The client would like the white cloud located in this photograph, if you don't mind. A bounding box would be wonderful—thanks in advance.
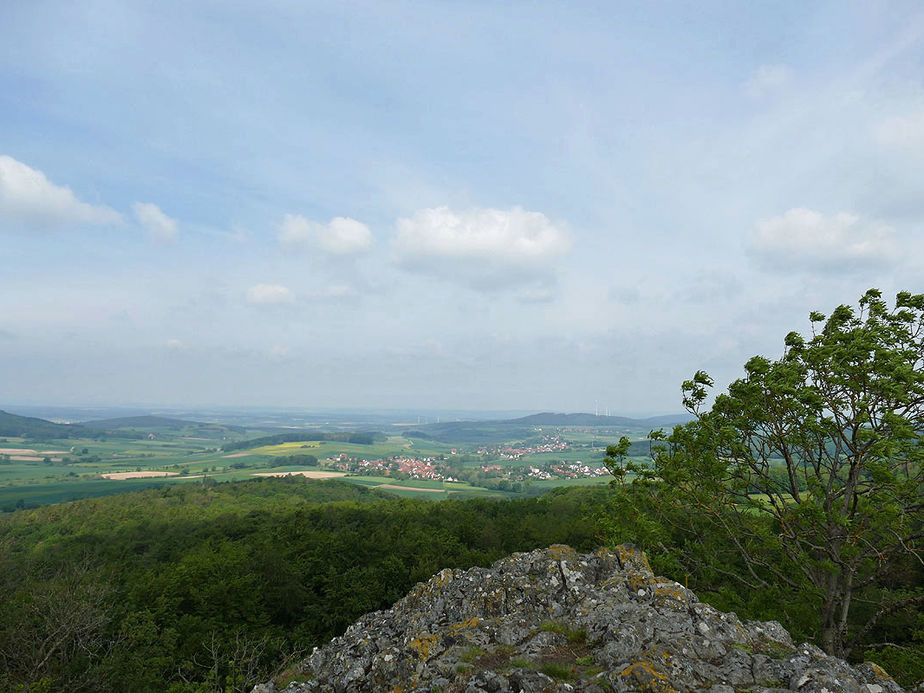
[0,155,122,230]
[165,338,185,350]
[278,214,372,254]
[747,208,898,272]
[278,214,312,247]
[395,206,569,263]
[246,283,295,305]
[133,202,178,241]
[744,64,792,99]
[393,206,570,290]
[318,217,373,253]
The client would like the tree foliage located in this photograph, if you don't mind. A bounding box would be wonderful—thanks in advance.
[625,290,923,660]
[0,477,608,692]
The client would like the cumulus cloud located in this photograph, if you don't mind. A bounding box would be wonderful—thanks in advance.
[747,208,898,272]
[393,206,569,289]
[165,338,185,350]
[0,155,122,230]
[277,214,312,246]
[132,202,178,241]
[744,64,792,99]
[278,214,372,254]
[395,206,569,261]
[246,283,295,305]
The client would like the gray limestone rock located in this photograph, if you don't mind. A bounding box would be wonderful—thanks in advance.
[257,545,907,693]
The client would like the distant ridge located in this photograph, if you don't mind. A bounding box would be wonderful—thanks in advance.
[398,411,692,444]
[83,415,245,433]
[0,410,89,439]
[85,415,206,429]
[503,412,692,427]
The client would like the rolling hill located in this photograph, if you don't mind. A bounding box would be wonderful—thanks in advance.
[0,410,91,439]
[82,415,246,434]
[503,412,692,427]
[399,411,691,444]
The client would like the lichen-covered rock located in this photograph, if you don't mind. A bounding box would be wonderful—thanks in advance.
[255,545,906,693]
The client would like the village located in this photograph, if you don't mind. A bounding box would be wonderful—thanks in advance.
[327,450,610,484]
[475,435,570,459]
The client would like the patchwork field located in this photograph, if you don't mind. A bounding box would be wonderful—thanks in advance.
[101,471,180,479]
[252,470,346,479]
[0,412,640,510]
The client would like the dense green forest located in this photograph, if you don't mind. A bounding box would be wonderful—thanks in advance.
[2,474,920,692]
[1,474,920,691]
[0,477,605,692]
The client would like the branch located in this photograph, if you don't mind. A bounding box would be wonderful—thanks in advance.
[862,642,917,653]
[844,593,924,657]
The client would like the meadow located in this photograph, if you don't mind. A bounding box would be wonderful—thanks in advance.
[0,414,630,510]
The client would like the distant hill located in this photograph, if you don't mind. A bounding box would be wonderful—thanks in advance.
[222,430,378,452]
[0,410,90,439]
[503,412,691,427]
[83,415,245,434]
[400,412,691,444]
[85,415,199,429]
[400,421,534,444]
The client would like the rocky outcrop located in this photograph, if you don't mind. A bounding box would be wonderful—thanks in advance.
[256,545,906,692]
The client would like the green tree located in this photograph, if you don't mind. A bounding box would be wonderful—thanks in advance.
[637,290,923,658]
[602,436,631,486]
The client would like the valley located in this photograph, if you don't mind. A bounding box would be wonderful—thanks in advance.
[0,408,675,511]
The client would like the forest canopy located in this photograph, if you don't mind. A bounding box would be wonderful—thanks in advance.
[0,477,605,692]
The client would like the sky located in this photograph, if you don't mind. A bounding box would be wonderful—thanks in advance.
[1,1,923,415]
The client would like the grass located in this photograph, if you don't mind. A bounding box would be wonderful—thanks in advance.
[333,475,511,499]
[0,423,628,510]
[248,441,321,454]
[458,646,484,663]
[539,620,587,643]
[729,640,792,659]
[0,476,204,510]
[529,476,610,490]
[539,661,576,681]
[495,623,595,683]
[505,657,579,683]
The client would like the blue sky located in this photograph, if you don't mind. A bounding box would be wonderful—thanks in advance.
[1,1,923,414]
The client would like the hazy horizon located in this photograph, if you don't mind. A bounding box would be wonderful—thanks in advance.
[3,2,923,412]
[1,402,690,425]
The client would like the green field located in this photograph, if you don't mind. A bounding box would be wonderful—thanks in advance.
[0,414,641,510]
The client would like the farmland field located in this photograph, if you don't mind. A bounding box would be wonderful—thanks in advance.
[0,410,662,510]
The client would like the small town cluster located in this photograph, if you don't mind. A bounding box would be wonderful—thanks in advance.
[475,436,570,459]
[330,454,452,481]
[327,452,609,483]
